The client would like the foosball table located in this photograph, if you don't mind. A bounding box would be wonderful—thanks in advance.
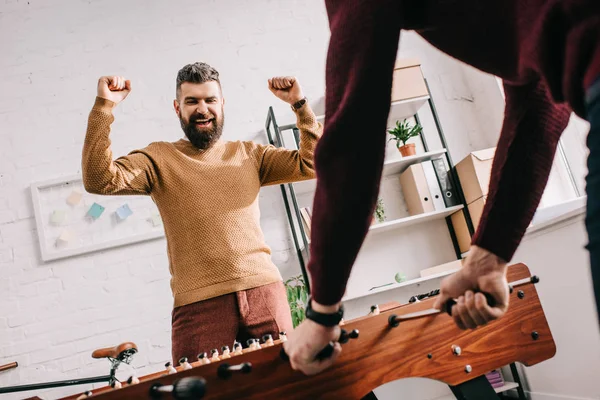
[13,263,556,400]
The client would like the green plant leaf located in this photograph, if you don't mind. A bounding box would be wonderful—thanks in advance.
[286,286,294,303]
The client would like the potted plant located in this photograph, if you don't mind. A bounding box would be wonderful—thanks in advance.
[284,274,309,328]
[387,119,423,156]
[373,198,386,224]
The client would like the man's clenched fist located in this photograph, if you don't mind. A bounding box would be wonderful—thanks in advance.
[97,76,131,104]
[268,76,304,106]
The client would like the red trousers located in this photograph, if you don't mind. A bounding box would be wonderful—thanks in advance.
[171,281,293,363]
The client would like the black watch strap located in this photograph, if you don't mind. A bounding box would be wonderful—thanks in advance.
[305,298,344,327]
[291,97,307,111]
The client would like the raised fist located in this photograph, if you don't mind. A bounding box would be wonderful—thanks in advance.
[97,76,131,104]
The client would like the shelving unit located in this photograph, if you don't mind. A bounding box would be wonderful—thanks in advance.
[300,205,464,251]
[264,72,525,400]
[265,79,476,289]
[342,267,460,302]
[293,149,448,195]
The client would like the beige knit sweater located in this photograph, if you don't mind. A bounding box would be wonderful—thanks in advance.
[82,97,322,307]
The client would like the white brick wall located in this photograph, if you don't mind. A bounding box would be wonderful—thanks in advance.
[0,1,515,399]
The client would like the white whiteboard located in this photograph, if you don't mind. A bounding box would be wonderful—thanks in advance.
[31,175,165,262]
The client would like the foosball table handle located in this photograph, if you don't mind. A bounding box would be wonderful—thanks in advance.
[444,292,496,316]
[279,329,359,362]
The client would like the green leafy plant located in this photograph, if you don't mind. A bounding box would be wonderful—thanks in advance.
[387,119,423,148]
[374,198,386,223]
[284,275,309,328]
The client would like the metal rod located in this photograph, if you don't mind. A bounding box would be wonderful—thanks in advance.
[446,216,463,259]
[422,79,472,256]
[509,362,527,400]
[390,276,539,321]
[0,362,18,373]
[413,113,430,152]
[558,139,581,197]
[266,107,311,293]
[0,375,112,394]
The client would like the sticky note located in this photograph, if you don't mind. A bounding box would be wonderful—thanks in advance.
[66,190,83,206]
[150,213,162,227]
[56,230,73,247]
[50,210,66,225]
[86,202,105,220]
[115,204,133,221]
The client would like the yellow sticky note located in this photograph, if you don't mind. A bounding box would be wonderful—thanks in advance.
[56,230,74,247]
[66,190,83,206]
[50,210,66,225]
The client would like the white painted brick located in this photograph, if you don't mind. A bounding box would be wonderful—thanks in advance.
[0,245,14,263]
[1,338,48,358]
[0,210,16,224]
[30,343,74,364]
[12,243,38,263]
[7,313,35,328]
[15,282,37,298]
[17,364,48,386]
[0,328,26,350]
[60,353,85,373]
[15,268,52,285]
[74,332,120,354]
[0,197,8,211]
[36,278,63,296]
[0,219,36,246]
[52,324,98,346]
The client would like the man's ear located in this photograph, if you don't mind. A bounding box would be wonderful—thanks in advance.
[222,97,226,106]
[173,99,180,117]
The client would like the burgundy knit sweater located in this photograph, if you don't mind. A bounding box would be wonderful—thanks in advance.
[309,0,600,305]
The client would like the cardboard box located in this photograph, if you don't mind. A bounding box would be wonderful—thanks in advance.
[451,210,472,254]
[391,59,428,102]
[420,259,463,278]
[455,148,496,204]
[469,195,487,228]
[450,196,487,253]
[399,164,435,216]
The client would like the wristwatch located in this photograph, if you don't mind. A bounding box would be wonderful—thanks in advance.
[305,297,344,327]
[291,96,307,111]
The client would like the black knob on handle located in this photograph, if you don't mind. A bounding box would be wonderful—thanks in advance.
[280,328,355,362]
[445,292,496,316]
[148,377,206,400]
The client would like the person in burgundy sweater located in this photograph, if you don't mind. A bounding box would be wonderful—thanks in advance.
[282,0,600,375]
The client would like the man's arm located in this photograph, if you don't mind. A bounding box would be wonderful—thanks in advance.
[282,0,403,376]
[82,76,158,196]
[257,103,322,186]
[434,79,572,329]
[257,77,322,186]
[308,0,403,306]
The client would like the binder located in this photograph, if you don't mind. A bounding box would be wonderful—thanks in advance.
[399,163,435,216]
[431,158,461,207]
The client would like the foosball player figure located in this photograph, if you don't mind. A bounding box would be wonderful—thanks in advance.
[262,334,275,347]
[221,345,231,359]
[233,341,243,355]
[197,352,211,365]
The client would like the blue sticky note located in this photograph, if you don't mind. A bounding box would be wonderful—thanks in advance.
[87,202,105,220]
[115,204,133,221]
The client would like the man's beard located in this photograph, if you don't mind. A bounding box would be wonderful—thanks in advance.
[180,110,224,150]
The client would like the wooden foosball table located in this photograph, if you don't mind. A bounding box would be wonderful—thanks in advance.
[22,263,556,400]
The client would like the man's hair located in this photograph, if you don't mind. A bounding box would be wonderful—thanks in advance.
[176,62,220,98]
